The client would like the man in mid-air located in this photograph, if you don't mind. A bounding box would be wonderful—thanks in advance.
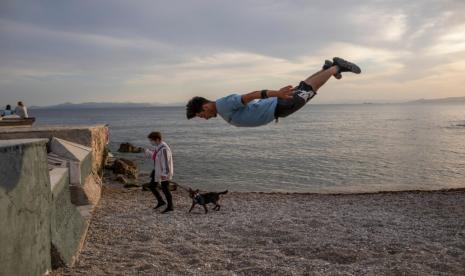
[186,57,361,127]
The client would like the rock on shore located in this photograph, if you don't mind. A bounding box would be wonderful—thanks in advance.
[118,142,143,153]
[112,158,138,179]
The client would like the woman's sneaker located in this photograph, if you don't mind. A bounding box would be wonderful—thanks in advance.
[332,57,361,74]
[323,60,342,79]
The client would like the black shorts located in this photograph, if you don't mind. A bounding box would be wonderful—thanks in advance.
[274,81,317,118]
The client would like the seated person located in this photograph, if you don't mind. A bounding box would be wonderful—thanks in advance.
[1,105,14,117]
[14,101,29,118]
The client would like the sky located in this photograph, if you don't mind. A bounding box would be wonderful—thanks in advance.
[1,0,465,106]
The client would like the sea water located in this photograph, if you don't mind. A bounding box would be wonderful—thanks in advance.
[32,103,465,193]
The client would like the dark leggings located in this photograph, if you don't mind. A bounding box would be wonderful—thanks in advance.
[274,81,317,118]
[149,170,173,208]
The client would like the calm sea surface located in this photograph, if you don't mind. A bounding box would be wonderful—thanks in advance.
[32,103,465,193]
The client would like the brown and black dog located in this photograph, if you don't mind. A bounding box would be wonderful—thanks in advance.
[188,188,228,214]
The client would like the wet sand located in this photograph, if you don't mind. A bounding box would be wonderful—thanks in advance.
[57,186,465,275]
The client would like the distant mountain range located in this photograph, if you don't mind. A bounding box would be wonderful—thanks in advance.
[404,96,465,104]
[30,102,183,109]
[29,96,465,109]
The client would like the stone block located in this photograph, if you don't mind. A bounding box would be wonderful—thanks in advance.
[50,137,92,186]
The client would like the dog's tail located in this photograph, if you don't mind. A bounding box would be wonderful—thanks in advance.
[219,190,228,195]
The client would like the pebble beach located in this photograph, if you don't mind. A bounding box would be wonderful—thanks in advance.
[55,184,465,275]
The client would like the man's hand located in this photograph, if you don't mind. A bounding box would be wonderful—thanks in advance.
[161,175,167,181]
[240,85,295,105]
[144,148,153,158]
[274,85,294,100]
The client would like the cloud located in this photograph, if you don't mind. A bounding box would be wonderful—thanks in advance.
[427,24,465,55]
[1,0,465,105]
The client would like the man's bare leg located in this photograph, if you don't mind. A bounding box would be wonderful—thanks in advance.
[303,66,338,92]
[306,68,325,79]
[303,59,343,84]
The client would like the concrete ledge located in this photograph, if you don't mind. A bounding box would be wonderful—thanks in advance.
[50,167,86,268]
[0,138,48,149]
[50,167,69,193]
[0,125,109,176]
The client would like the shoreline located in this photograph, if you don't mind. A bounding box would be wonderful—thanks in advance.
[133,166,465,196]
[244,187,465,196]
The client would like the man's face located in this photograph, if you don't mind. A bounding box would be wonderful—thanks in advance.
[196,103,216,120]
[149,138,161,146]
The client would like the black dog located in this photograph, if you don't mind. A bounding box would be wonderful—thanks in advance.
[188,188,228,214]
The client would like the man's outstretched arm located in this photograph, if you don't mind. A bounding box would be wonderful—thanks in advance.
[241,85,295,105]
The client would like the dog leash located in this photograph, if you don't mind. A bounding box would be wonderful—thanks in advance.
[168,180,191,193]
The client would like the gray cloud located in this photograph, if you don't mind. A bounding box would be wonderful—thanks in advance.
[1,0,465,105]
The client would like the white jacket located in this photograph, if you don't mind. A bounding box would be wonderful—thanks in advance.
[145,141,174,182]
[14,105,28,118]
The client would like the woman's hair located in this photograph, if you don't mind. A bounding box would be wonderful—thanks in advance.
[147,131,162,141]
[18,101,23,106]
[6,105,11,110]
[186,97,210,119]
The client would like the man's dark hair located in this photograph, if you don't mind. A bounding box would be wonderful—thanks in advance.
[6,105,11,110]
[147,131,162,141]
[186,97,210,119]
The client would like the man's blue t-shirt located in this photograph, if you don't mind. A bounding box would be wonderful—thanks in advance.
[215,94,278,127]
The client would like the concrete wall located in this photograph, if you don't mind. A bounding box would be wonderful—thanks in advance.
[0,139,52,276]
[0,126,109,274]
[0,125,108,211]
